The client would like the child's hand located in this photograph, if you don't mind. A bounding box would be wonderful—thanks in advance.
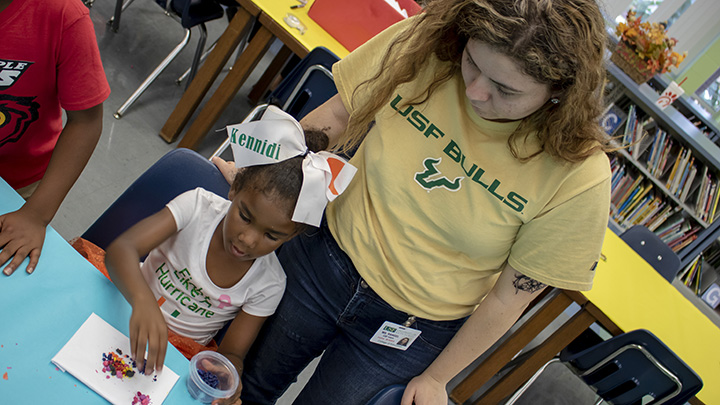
[204,358,242,405]
[129,298,168,374]
[0,208,47,276]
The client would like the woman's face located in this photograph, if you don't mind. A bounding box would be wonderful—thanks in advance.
[461,39,553,122]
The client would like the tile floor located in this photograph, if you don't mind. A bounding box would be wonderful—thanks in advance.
[50,1,599,403]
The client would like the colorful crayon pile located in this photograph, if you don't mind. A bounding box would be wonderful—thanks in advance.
[101,349,136,379]
[132,391,151,405]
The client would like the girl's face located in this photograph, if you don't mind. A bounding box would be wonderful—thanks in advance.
[461,39,553,122]
[222,187,297,262]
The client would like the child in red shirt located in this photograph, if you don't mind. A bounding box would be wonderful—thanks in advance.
[0,0,110,276]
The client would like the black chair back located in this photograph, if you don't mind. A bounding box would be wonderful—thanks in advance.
[82,148,230,250]
[620,225,681,281]
[560,329,702,405]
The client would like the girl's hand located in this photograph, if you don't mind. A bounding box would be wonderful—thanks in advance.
[129,298,168,375]
[401,373,448,405]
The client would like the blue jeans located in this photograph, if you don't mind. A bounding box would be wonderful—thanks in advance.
[241,219,467,404]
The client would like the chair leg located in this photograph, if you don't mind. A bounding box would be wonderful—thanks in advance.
[176,40,218,85]
[108,0,137,32]
[177,15,256,86]
[504,358,562,405]
[114,29,191,119]
[185,24,208,90]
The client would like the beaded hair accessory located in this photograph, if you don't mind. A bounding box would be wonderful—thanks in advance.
[225,105,357,226]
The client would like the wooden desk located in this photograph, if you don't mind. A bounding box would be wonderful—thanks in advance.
[0,179,196,403]
[450,231,720,404]
[159,0,348,149]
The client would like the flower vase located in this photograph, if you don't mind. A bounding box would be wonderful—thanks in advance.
[611,41,656,85]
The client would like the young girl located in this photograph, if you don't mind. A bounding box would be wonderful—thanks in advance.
[104,106,355,405]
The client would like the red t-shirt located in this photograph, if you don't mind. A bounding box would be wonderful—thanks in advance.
[0,0,111,189]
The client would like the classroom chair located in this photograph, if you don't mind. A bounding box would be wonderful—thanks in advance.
[265,46,340,121]
[112,0,230,119]
[81,148,230,251]
[504,329,703,405]
[620,225,682,281]
[365,384,406,405]
[210,47,339,159]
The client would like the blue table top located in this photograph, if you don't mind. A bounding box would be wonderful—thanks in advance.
[0,179,197,404]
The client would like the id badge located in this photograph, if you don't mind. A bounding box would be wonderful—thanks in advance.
[369,321,421,351]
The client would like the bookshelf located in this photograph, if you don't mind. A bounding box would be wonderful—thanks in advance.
[605,62,720,324]
[646,75,720,146]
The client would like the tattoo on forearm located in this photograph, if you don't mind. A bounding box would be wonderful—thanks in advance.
[512,274,547,294]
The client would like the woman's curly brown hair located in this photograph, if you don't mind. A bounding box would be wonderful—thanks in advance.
[339,0,613,163]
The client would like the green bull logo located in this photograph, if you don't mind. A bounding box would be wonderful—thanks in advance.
[415,158,463,191]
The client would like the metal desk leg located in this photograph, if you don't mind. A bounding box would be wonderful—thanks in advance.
[176,26,274,149]
[450,291,571,404]
[473,308,596,405]
[159,9,255,143]
[247,44,293,104]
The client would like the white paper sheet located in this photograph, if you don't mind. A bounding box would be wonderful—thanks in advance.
[52,313,179,404]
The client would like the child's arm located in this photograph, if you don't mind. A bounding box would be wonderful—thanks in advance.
[105,207,178,374]
[213,311,268,405]
[1,105,103,276]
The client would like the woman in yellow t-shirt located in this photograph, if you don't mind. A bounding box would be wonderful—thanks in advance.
[215,0,613,403]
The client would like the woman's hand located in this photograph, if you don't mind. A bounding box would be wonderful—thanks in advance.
[0,207,47,276]
[211,157,238,185]
[207,357,243,405]
[401,373,448,405]
[129,298,168,375]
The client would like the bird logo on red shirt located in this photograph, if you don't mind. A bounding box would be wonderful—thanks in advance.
[0,59,39,147]
[0,94,40,147]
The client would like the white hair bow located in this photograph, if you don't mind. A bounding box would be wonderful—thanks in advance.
[225,105,357,226]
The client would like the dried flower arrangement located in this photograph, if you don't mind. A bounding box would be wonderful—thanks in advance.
[612,10,687,84]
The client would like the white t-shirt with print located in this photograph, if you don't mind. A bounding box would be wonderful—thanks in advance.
[140,188,286,345]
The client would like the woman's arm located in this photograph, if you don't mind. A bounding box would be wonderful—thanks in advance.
[299,94,350,150]
[214,311,268,405]
[105,208,179,374]
[402,264,548,405]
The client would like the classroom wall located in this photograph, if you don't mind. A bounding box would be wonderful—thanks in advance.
[677,35,720,96]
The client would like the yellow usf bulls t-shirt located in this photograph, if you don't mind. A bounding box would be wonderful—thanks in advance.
[327,18,611,321]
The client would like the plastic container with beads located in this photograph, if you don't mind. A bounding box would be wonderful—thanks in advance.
[186,351,239,403]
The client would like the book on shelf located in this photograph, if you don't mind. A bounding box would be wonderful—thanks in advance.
[667,225,701,251]
[682,255,703,291]
[611,173,644,210]
[657,217,687,241]
[696,173,719,223]
[679,163,698,203]
[646,129,673,178]
[622,105,637,147]
[646,205,682,232]
[666,147,691,194]
[619,106,653,158]
[617,185,654,224]
[600,103,628,136]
